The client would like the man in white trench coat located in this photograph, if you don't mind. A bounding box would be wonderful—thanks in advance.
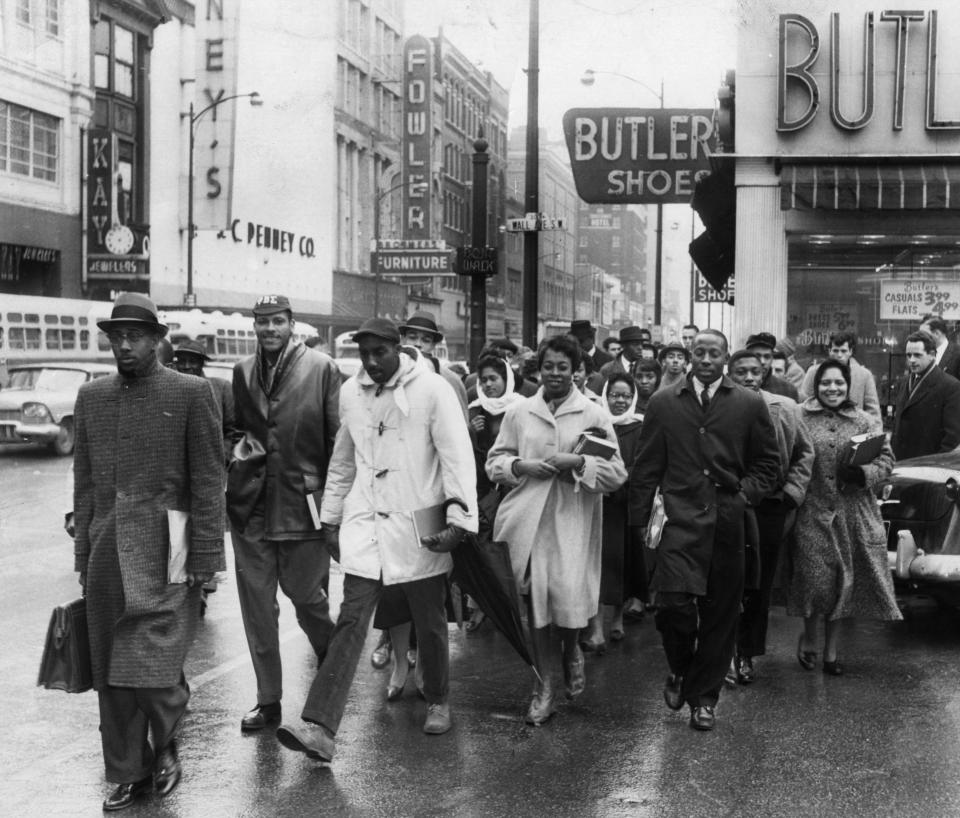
[277,318,478,761]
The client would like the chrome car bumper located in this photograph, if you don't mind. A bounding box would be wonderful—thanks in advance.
[0,421,59,443]
[889,529,960,583]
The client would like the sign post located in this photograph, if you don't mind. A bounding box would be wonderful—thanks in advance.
[469,136,491,364]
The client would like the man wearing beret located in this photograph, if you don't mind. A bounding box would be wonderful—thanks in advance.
[277,317,478,759]
[73,293,226,810]
[227,295,341,733]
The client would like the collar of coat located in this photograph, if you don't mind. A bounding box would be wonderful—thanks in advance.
[355,347,432,416]
[528,384,594,422]
[256,337,302,397]
[801,396,859,419]
[676,373,736,397]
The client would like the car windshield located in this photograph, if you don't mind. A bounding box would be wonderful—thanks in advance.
[8,368,88,392]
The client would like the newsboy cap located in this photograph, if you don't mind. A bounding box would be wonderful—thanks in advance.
[398,311,443,341]
[745,332,778,351]
[252,294,293,316]
[173,339,212,361]
[352,317,401,344]
[618,325,646,343]
[96,292,168,336]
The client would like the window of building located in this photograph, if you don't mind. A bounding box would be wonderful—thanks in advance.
[579,235,588,247]
[44,0,59,36]
[0,100,59,182]
[94,19,137,99]
[612,236,621,249]
[16,0,30,24]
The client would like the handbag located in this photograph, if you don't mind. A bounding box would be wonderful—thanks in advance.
[37,598,93,693]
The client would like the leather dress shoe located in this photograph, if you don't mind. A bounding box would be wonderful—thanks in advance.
[663,674,684,711]
[564,644,586,699]
[689,705,716,731]
[154,740,181,797]
[736,656,756,685]
[276,720,336,762]
[822,659,844,676]
[241,702,281,732]
[423,702,452,735]
[580,638,607,655]
[370,634,392,669]
[103,776,152,811]
[723,660,738,688]
[525,677,556,726]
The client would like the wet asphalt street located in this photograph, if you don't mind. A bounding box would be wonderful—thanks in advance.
[4,444,960,817]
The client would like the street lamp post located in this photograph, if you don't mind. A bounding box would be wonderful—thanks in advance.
[372,177,426,317]
[186,91,262,305]
[580,69,665,327]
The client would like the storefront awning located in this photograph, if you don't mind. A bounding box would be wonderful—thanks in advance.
[780,163,960,211]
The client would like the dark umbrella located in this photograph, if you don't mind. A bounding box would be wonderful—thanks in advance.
[449,492,540,681]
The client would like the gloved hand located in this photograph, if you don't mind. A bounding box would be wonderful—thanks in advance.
[322,524,341,562]
[421,524,466,553]
[187,573,214,588]
[837,463,866,486]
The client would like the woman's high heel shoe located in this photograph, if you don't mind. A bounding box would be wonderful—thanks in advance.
[796,634,817,671]
[386,660,409,701]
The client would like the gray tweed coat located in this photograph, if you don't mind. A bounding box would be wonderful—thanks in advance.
[73,362,226,689]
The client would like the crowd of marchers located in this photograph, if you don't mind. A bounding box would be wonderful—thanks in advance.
[69,292,960,811]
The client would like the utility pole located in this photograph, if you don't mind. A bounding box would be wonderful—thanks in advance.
[521,0,540,349]
[469,134,490,363]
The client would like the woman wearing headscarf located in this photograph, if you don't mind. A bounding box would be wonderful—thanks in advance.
[789,360,901,676]
[581,372,649,652]
[486,335,627,725]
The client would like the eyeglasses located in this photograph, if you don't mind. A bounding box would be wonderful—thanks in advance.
[106,329,148,345]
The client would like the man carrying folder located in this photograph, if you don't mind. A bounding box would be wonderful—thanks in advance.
[277,318,477,761]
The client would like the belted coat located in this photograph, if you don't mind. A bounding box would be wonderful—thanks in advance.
[227,339,341,537]
[73,362,226,689]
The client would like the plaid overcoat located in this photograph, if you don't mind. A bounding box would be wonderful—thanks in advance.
[73,363,226,688]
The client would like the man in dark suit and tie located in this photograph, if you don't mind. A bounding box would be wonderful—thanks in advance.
[629,329,780,732]
[570,320,613,371]
[919,316,960,380]
[892,330,960,461]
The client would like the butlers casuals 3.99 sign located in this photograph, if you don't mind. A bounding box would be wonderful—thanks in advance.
[562,108,717,204]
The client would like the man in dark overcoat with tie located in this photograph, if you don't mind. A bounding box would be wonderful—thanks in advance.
[892,330,960,461]
[73,293,226,811]
[629,329,779,731]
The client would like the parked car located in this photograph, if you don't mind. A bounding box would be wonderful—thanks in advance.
[0,362,115,456]
[204,361,235,383]
[879,449,960,608]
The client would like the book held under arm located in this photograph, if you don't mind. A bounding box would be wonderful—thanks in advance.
[573,432,618,460]
[839,432,886,467]
[413,503,448,546]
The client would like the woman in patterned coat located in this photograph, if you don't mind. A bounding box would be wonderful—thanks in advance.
[788,360,901,676]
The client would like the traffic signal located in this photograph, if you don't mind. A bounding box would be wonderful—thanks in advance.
[689,164,735,292]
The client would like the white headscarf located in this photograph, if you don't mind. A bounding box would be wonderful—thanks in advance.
[601,377,644,426]
[469,358,524,416]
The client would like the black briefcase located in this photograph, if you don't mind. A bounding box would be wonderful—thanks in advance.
[37,598,93,693]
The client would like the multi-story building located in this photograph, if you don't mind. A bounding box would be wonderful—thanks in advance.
[1,0,93,297]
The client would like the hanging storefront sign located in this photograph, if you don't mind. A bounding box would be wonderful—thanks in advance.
[880,279,960,320]
[693,270,735,302]
[402,35,433,239]
[562,108,716,204]
[194,0,241,229]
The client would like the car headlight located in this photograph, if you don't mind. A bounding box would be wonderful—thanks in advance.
[22,402,52,423]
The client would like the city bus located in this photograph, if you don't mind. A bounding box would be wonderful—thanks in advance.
[0,295,318,369]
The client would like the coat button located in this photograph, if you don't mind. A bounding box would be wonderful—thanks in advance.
[703,469,710,476]
[699,427,706,434]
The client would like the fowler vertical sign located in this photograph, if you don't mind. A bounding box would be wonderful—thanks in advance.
[403,35,432,240]
[87,130,115,254]
[194,0,240,229]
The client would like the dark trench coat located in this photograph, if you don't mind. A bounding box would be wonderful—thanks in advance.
[73,363,226,689]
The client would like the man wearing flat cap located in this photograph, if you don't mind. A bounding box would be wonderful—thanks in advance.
[278,317,477,760]
[73,293,226,810]
[744,332,799,401]
[398,310,468,413]
[227,295,341,734]
[172,340,239,464]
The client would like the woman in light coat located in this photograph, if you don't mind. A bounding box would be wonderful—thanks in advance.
[486,335,627,725]
[789,360,901,676]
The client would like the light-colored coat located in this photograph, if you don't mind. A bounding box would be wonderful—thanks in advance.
[486,388,628,629]
[73,363,226,689]
[320,351,477,584]
[788,400,901,621]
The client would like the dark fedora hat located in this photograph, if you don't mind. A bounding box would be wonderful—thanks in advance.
[745,332,778,351]
[352,317,401,344]
[569,319,596,337]
[252,294,293,316]
[619,325,646,343]
[96,292,168,336]
[398,311,443,341]
[173,339,211,361]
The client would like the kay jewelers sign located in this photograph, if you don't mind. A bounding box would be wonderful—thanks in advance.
[880,280,960,320]
[562,108,717,204]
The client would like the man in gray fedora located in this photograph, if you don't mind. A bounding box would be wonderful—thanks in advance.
[73,293,226,810]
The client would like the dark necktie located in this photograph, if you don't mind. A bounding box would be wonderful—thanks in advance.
[701,387,711,411]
